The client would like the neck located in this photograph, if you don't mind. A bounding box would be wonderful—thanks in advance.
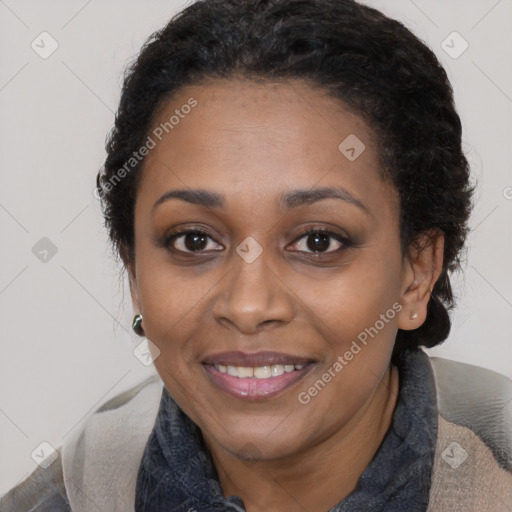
[206,364,400,512]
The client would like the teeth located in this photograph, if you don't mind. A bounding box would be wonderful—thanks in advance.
[271,365,285,377]
[213,363,307,378]
[237,366,254,378]
[253,365,272,378]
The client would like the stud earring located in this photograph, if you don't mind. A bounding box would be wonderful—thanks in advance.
[132,314,145,336]
[409,312,418,320]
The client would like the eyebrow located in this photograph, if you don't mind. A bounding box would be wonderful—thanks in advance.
[152,186,371,216]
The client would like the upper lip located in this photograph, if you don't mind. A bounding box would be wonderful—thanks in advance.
[202,350,314,367]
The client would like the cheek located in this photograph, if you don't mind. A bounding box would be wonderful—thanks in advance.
[295,256,402,347]
[290,259,401,403]
[134,249,213,353]
[290,255,402,414]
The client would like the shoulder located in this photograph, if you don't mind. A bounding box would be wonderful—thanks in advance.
[428,357,512,511]
[428,415,512,511]
[429,356,512,472]
[61,374,163,512]
[0,446,70,512]
[0,374,163,512]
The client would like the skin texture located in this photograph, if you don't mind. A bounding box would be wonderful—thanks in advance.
[127,79,444,512]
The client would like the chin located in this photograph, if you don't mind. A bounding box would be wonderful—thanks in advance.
[207,422,306,461]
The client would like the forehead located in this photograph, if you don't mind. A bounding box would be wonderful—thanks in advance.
[136,79,398,221]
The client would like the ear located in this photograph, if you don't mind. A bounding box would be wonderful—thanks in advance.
[120,244,141,314]
[397,229,444,330]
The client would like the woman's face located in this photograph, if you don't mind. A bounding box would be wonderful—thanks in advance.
[129,79,424,460]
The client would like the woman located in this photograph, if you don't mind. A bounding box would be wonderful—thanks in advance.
[2,0,511,510]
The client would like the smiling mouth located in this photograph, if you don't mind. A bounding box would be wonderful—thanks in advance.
[202,351,315,399]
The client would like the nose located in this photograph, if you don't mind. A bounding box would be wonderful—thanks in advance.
[212,249,295,334]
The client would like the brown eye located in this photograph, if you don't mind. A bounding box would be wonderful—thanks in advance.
[167,230,223,253]
[289,230,348,254]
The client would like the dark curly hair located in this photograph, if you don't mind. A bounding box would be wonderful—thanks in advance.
[96,0,474,360]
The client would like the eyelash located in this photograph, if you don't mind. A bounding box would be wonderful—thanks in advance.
[163,227,351,257]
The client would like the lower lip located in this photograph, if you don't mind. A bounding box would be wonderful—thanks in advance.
[203,364,314,400]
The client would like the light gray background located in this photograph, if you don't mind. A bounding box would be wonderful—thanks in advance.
[1,0,511,495]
